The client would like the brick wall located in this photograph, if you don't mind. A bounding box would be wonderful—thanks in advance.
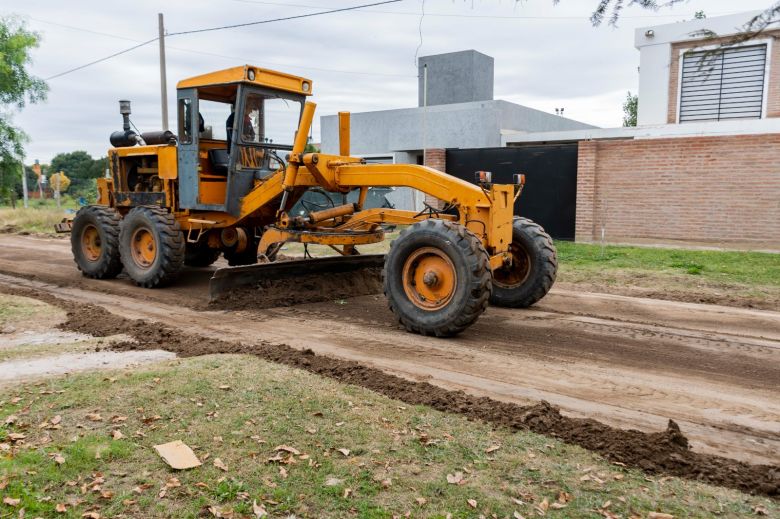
[667,31,780,123]
[575,134,780,246]
[423,148,446,209]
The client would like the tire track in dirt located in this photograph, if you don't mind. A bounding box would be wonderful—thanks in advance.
[1,282,778,498]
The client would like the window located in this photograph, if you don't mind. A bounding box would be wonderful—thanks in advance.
[240,92,303,147]
[177,98,192,144]
[679,44,768,122]
[199,100,231,141]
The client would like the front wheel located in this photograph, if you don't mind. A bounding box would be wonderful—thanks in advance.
[119,206,184,288]
[383,219,491,337]
[489,217,557,308]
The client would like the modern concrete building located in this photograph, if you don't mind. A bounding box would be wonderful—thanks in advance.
[320,50,596,209]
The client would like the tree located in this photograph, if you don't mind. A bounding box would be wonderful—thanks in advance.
[50,151,99,180]
[0,16,47,206]
[622,91,638,127]
[49,151,106,200]
[580,1,779,42]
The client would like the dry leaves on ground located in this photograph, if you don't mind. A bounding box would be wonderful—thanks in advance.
[213,458,229,472]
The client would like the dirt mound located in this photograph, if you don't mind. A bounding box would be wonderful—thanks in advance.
[210,267,383,310]
[1,284,777,498]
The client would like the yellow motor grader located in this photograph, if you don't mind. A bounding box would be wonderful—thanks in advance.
[67,65,557,336]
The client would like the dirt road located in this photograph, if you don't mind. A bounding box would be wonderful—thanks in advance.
[0,234,778,466]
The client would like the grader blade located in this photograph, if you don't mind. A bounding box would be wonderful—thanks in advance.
[208,254,386,304]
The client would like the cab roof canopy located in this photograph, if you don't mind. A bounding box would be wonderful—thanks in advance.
[176,65,313,103]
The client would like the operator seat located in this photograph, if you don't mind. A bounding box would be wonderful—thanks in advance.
[209,149,230,175]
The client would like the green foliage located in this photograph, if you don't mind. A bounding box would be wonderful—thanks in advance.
[49,151,106,200]
[555,241,780,286]
[0,15,48,206]
[622,91,638,127]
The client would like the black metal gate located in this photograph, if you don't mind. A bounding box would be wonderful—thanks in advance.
[445,144,578,240]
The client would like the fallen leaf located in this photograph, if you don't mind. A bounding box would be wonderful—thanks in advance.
[446,472,463,484]
[467,498,477,509]
[54,454,66,465]
[218,385,230,390]
[647,514,674,519]
[343,488,352,498]
[336,448,350,457]
[55,503,67,513]
[100,491,114,500]
[122,499,136,506]
[274,445,300,455]
[4,415,17,425]
[132,484,153,494]
[324,477,343,487]
[8,433,25,442]
[415,497,427,506]
[485,444,501,453]
[112,430,124,440]
[279,466,288,479]
[166,477,181,488]
[753,506,768,516]
[213,458,229,472]
[513,513,526,519]
[550,502,567,509]
[536,497,549,514]
[2,497,20,506]
[86,413,103,422]
[252,500,267,518]
[51,415,62,425]
[82,512,101,519]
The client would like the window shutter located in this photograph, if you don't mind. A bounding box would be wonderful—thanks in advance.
[679,44,767,122]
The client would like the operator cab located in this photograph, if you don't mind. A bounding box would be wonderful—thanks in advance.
[176,65,312,215]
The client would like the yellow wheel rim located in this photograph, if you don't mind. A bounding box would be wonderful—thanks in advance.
[130,227,157,269]
[402,247,457,311]
[493,242,531,288]
[81,225,102,262]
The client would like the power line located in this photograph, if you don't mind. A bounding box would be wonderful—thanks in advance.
[31,16,414,79]
[44,37,159,80]
[167,0,403,36]
[40,0,404,80]
[231,0,729,20]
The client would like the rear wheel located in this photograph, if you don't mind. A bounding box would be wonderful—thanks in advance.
[119,206,184,288]
[70,206,123,279]
[383,219,491,337]
[489,217,557,308]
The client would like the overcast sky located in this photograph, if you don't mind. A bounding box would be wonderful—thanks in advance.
[8,0,771,163]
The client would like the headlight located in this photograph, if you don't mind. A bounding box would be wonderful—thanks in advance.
[302,81,310,92]
[247,68,256,81]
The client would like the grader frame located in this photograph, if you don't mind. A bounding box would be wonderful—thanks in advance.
[69,65,557,337]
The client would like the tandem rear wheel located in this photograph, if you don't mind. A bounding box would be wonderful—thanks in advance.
[71,206,124,279]
[119,206,185,288]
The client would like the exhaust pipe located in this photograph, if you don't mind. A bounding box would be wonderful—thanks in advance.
[110,100,146,147]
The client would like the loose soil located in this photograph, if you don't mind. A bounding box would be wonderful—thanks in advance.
[211,268,383,309]
[3,284,777,498]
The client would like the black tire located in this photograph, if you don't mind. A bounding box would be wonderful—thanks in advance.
[383,219,491,337]
[489,217,557,308]
[119,206,184,288]
[184,241,221,267]
[223,228,258,266]
[70,205,123,279]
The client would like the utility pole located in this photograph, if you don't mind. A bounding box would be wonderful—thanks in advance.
[158,13,169,131]
[21,162,29,208]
